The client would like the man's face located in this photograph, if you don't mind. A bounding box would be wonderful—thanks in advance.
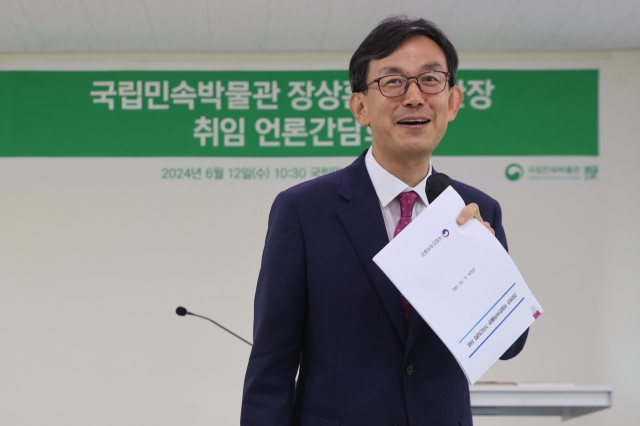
[350,36,462,163]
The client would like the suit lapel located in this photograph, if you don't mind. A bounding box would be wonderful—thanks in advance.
[336,152,407,344]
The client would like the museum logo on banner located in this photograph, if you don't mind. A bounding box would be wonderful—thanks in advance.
[504,163,598,182]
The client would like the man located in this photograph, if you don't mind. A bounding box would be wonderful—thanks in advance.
[241,17,528,426]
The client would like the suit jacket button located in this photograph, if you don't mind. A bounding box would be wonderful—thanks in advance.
[406,364,414,375]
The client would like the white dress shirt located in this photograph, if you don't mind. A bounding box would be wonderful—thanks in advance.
[365,147,433,242]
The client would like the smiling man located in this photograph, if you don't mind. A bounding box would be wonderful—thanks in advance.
[241,17,528,426]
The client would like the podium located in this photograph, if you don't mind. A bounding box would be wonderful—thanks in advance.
[470,384,612,420]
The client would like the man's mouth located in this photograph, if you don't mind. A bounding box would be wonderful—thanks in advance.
[397,119,431,127]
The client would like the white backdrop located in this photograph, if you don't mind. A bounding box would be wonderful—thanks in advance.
[0,50,638,426]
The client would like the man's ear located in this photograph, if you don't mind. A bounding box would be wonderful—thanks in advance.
[446,85,463,123]
[350,92,370,126]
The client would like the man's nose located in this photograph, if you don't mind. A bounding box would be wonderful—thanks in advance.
[403,79,425,106]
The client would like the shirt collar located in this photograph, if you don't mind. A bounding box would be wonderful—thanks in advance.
[365,147,432,208]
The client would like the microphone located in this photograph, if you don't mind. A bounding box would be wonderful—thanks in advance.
[175,306,253,346]
[425,173,452,204]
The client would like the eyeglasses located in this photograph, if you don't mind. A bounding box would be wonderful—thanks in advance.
[359,71,451,98]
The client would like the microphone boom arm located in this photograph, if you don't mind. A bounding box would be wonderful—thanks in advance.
[187,312,253,347]
[176,307,252,347]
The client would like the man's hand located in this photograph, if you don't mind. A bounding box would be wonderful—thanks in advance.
[456,203,495,236]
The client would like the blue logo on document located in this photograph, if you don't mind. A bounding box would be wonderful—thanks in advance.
[442,229,450,237]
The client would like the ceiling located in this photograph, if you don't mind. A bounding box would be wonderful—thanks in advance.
[1,0,639,53]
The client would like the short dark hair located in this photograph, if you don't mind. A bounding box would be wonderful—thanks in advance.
[349,16,459,92]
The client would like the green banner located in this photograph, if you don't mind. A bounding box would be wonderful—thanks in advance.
[0,70,597,157]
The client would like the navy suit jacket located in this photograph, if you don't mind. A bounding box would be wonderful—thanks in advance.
[241,151,528,426]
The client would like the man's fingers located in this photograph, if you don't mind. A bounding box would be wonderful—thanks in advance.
[456,203,482,225]
[457,203,495,235]
[484,221,496,235]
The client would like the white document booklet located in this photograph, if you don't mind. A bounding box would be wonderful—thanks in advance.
[373,186,542,384]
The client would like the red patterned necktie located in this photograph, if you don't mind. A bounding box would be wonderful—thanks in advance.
[394,191,418,330]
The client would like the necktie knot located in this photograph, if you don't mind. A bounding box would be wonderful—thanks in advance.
[397,191,418,218]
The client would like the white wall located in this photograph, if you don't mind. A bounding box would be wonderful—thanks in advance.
[0,50,638,425]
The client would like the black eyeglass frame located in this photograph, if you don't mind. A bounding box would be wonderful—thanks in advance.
[357,71,451,97]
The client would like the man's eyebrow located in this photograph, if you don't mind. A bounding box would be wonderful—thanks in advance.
[379,66,406,75]
[420,61,444,71]
[378,62,445,76]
